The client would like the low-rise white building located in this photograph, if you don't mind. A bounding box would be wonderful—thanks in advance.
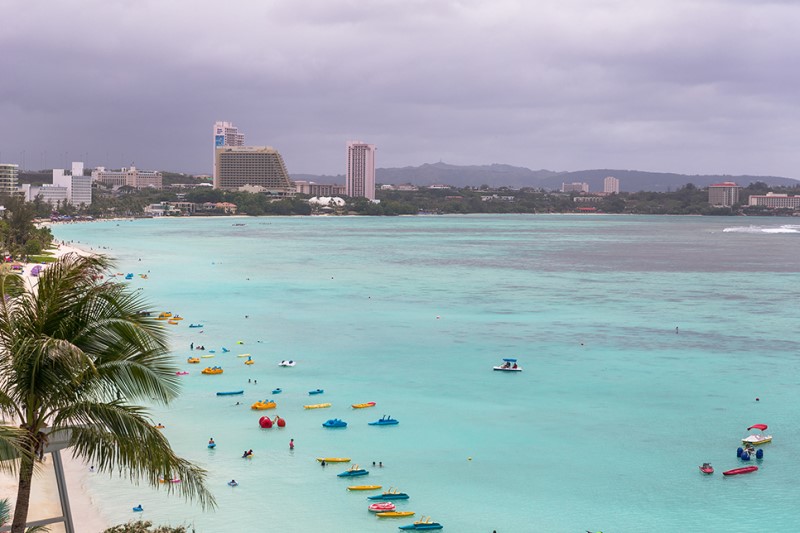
[92,166,162,189]
[748,193,800,209]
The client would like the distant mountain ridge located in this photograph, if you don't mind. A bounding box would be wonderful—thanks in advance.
[292,163,798,192]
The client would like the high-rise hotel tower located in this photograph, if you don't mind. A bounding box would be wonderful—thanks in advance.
[213,121,245,183]
[346,141,376,200]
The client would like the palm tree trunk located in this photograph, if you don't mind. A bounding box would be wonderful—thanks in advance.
[10,452,35,533]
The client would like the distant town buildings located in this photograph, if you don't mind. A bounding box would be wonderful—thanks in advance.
[21,162,92,206]
[0,163,19,195]
[561,182,589,193]
[747,193,800,209]
[708,182,741,207]
[603,176,620,194]
[346,141,376,200]
[294,180,346,197]
[92,166,163,190]
[214,146,294,195]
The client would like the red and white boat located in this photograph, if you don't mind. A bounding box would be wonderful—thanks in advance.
[369,502,397,513]
[722,466,758,476]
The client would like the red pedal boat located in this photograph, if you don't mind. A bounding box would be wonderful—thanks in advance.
[723,466,758,476]
[699,463,714,474]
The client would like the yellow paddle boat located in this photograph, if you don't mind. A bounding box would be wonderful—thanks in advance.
[377,511,415,518]
[251,401,277,410]
[154,424,165,429]
[172,316,183,320]
[201,367,223,375]
[187,357,200,364]
[317,457,351,463]
[244,359,254,365]
[167,319,180,325]
[352,401,376,409]
[304,403,332,409]
[347,484,381,490]
[156,312,172,320]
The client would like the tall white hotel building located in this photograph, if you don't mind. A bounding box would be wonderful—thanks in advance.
[346,141,376,200]
[603,176,620,194]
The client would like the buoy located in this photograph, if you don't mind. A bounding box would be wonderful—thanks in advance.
[736,447,743,458]
[756,449,764,459]
[259,416,273,429]
[275,416,286,428]
[741,452,750,461]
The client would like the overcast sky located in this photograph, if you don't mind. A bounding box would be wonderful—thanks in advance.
[2,0,799,177]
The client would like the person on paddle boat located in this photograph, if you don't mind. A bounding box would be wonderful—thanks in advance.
[512,363,518,369]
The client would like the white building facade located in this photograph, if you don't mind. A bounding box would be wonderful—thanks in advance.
[52,162,92,206]
[603,176,620,194]
[561,182,589,193]
[346,141,376,200]
[92,167,162,190]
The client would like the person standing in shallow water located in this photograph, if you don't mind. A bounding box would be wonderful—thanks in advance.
[289,438,294,450]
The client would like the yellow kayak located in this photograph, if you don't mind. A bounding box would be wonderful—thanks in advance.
[348,485,381,490]
[352,401,376,409]
[237,353,251,358]
[201,354,215,358]
[304,403,332,409]
[377,511,415,518]
[316,457,350,463]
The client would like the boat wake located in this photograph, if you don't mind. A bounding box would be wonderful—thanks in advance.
[722,224,800,234]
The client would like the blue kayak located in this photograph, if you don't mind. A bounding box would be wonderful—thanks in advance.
[272,388,282,394]
[216,390,244,396]
[309,389,324,395]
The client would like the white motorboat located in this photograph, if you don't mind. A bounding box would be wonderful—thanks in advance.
[278,360,296,367]
[493,358,522,372]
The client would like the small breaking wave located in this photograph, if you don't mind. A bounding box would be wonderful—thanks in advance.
[723,224,800,234]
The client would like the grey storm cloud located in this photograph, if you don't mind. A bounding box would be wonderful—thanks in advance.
[1,0,799,177]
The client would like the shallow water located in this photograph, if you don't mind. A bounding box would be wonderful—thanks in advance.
[52,215,800,532]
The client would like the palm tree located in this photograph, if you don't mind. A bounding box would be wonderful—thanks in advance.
[0,254,214,533]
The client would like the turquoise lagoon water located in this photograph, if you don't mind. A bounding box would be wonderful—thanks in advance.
[51,216,800,532]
